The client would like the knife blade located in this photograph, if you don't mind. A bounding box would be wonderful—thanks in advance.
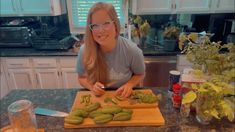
[34,107,68,117]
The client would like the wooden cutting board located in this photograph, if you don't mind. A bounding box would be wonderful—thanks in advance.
[64,89,165,128]
[71,89,158,109]
[64,108,165,128]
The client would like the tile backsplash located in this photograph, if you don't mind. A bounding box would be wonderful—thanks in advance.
[1,12,234,51]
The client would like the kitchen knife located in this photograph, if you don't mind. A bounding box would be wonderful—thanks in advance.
[34,107,68,117]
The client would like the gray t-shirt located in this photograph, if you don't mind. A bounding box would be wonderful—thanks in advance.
[76,36,145,88]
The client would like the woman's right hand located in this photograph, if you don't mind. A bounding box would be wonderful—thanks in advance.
[91,82,105,96]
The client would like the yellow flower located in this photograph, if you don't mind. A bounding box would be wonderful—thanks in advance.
[188,33,198,43]
[140,20,150,36]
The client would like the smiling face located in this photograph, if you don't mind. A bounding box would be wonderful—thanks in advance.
[90,9,117,46]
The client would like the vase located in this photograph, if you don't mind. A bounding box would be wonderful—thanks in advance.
[163,39,177,51]
[195,93,212,125]
[140,36,147,49]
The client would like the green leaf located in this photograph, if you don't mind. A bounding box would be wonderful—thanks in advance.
[205,82,222,93]
[182,91,197,104]
[219,100,234,122]
[222,83,235,95]
[191,84,198,90]
[210,109,220,119]
[198,87,208,92]
[224,98,235,110]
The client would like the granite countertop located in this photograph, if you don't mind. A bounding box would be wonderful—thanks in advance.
[0,88,234,132]
[0,47,180,57]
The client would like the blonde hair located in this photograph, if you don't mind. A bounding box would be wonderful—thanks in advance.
[83,2,121,85]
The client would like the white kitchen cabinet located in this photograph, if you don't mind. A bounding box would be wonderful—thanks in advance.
[60,57,82,89]
[131,0,211,14]
[175,0,211,14]
[35,69,61,89]
[131,0,234,15]
[0,58,10,99]
[211,0,235,13]
[0,0,66,17]
[33,58,61,89]
[0,0,16,16]
[61,68,82,88]
[5,58,35,90]
[8,69,35,89]
[3,57,81,90]
[131,0,172,15]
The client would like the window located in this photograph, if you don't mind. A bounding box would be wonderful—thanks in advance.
[67,0,128,34]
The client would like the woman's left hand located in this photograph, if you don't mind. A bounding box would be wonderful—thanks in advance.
[115,84,133,98]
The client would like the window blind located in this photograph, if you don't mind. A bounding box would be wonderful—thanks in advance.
[71,0,125,28]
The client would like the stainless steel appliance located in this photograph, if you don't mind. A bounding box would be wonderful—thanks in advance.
[224,19,235,34]
[31,24,75,50]
[223,19,235,43]
[143,56,177,87]
[0,19,40,47]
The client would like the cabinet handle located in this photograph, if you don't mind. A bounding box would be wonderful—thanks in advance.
[37,63,50,66]
[50,0,54,14]
[11,0,16,12]
[10,64,23,66]
[19,0,23,11]
[28,74,32,85]
[174,4,176,9]
[216,0,220,8]
[171,3,173,9]
[36,73,39,85]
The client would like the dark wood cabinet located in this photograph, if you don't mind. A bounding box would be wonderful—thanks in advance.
[143,56,177,87]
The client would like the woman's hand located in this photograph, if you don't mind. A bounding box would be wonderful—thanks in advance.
[115,84,133,98]
[91,82,105,96]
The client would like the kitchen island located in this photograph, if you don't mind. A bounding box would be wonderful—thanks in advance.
[0,88,234,132]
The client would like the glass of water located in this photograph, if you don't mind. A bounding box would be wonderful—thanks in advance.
[8,100,38,132]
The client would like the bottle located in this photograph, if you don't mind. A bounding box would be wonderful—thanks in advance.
[172,83,182,108]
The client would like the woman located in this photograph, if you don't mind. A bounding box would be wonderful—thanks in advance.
[76,2,145,98]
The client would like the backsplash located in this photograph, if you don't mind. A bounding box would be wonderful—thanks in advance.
[128,13,234,50]
[1,11,234,52]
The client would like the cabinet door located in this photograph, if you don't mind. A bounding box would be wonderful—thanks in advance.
[35,69,61,89]
[0,0,66,16]
[132,0,172,15]
[144,56,177,87]
[0,61,10,99]
[61,68,82,89]
[19,0,51,15]
[213,0,235,13]
[0,0,18,16]
[175,0,211,13]
[7,69,35,89]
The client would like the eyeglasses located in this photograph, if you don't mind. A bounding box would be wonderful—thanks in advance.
[89,21,114,32]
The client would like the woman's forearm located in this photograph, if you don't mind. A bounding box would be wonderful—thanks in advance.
[125,73,145,88]
[77,76,93,90]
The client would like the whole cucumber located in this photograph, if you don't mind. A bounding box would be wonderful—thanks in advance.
[64,116,84,124]
[93,114,113,124]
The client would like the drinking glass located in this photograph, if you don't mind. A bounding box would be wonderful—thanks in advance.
[8,100,38,132]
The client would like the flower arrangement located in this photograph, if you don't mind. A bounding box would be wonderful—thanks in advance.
[180,33,235,123]
[162,26,180,40]
[131,16,151,38]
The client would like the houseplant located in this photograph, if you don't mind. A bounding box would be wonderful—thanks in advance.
[180,33,235,124]
[131,16,151,48]
[162,26,180,51]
